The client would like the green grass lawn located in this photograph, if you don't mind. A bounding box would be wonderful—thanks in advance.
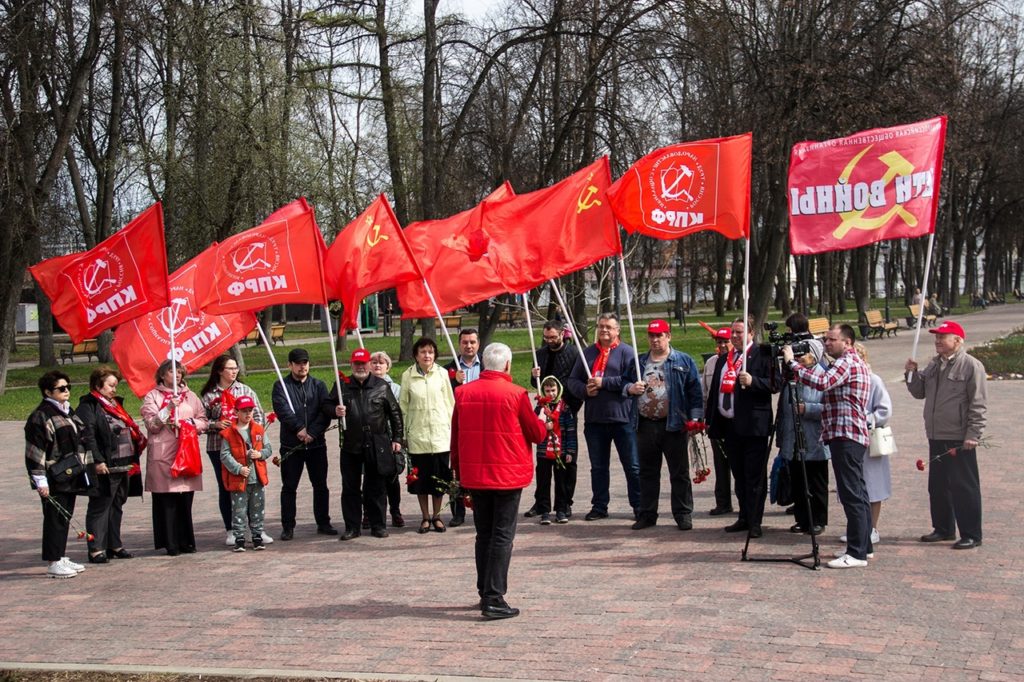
[969,327,1024,375]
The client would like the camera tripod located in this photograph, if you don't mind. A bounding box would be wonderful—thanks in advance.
[741,370,821,570]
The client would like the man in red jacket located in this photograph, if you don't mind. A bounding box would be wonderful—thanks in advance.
[451,342,548,619]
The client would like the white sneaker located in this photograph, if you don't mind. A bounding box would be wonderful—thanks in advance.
[833,549,874,560]
[48,561,78,579]
[260,531,274,545]
[827,553,868,569]
[226,531,237,546]
[60,557,85,573]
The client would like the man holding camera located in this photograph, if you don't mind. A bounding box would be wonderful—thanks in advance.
[783,324,872,569]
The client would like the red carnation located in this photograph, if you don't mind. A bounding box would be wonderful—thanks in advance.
[266,412,278,424]
[916,459,926,471]
[448,368,457,380]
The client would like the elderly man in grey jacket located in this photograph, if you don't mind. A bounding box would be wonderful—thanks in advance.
[905,320,987,550]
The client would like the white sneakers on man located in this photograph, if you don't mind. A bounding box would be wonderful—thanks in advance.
[828,553,868,569]
[839,528,880,544]
[260,532,273,544]
[61,557,85,573]
[48,560,78,579]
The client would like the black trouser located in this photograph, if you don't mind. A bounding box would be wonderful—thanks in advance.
[340,449,386,532]
[829,438,872,560]
[789,458,829,529]
[710,438,733,511]
[41,492,76,562]
[279,444,331,530]
[471,488,522,603]
[724,431,771,528]
[364,475,402,519]
[206,450,232,531]
[636,417,692,524]
[86,472,128,553]
[151,491,195,553]
[451,493,467,522]
[533,452,578,514]
[928,439,982,541]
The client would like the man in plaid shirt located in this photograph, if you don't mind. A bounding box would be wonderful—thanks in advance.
[783,323,872,569]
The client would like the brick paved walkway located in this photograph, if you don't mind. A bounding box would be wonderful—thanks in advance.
[0,305,1021,680]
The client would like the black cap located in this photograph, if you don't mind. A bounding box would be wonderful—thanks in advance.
[288,348,310,363]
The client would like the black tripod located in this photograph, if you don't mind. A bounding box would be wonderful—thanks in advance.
[741,368,821,570]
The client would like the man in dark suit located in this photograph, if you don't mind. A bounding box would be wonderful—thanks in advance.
[704,317,777,537]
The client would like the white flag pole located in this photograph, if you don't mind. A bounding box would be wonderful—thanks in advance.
[420,277,460,362]
[323,306,346,430]
[550,278,592,379]
[908,231,937,382]
[741,237,751,374]
[617,254,643,381]
[168,311,179,422]
[522,292,542,393]
[257,322,294,413]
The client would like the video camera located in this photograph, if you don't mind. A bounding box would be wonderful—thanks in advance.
[764,322,814,358]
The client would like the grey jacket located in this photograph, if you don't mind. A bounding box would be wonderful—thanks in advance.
[906,348,987,441]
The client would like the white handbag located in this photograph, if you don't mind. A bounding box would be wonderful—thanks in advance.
[869,425,897,457]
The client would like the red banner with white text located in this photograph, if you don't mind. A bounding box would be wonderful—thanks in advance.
[788,116,947,255]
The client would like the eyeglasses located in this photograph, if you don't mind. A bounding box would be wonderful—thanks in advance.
[53,385,70,392]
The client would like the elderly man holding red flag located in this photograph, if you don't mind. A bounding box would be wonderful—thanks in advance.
[451,343,548,620]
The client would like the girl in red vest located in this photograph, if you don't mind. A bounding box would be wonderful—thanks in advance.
[219,396,272,552]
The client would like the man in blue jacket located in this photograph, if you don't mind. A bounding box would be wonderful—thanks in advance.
[271,347,336,540]
[567,312,641,521]
[626,320,704,531]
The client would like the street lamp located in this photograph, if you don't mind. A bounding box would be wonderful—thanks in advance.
[879,242,891,322]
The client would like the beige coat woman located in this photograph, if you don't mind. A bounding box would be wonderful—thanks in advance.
[141,383,208,493]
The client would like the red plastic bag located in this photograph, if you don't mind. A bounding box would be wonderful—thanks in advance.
[170,421,203,478]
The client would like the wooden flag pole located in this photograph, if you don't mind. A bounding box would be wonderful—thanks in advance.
[908,231,937,382]
[256,322,294,413]
[617,254,643,381]
[322,306,346,430]
[521,292,542,393]
[550,278,591,379]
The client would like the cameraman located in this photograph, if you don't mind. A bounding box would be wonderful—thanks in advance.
[782,324,871,569]
[775,314,829,537]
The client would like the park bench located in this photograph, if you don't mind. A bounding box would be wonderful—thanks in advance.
[270,324,286,345]
[60,339,98,364]
[863,309,898,339]
[434,315,463,331]
[807,317,830,337]
[987,291,1006,305]
[907,304,937,328]
[498,309,526,328]
[240,328,260,346]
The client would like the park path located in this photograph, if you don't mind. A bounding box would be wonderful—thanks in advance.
[0,304,1021,681]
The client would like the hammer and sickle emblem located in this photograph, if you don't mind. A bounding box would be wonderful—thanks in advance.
[833,146,918,240]
[366,224,389,248]
[577,185,602,214]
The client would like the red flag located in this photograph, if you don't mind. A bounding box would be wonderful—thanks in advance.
[788,116,947,255]
[396,183,514,319]
[607,133,752,240]
[324,194,422,330]
[196,198,328,314]
[29,203,169,344]
[483,157,622,293]
[112,248,257,397]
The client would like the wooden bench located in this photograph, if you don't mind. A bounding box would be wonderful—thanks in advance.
[906,304,937,328]
[498,310,526,328]
[270,324,286,345]
[240,328,260,346]
[807,317,830,337]
[434,315,463,330]
[60,339,98,364]
[864,309,898,338]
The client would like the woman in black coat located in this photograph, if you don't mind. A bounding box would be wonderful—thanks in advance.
[78,367,146,564]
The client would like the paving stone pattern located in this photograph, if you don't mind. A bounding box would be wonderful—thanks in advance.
[0,305,1022,681]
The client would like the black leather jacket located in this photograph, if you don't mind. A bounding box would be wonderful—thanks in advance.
[323,374,404,454]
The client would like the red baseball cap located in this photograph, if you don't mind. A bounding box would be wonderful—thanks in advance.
[647,319,670,334]
[350,348,371,363]
[235,396,256,410]
[929,320,965,340]
[714,327,731,341]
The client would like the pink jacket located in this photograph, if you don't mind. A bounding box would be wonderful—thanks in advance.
[141,384,209,493]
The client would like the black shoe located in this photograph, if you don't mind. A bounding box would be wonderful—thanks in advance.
[524,506,541,518]
[920,531,956,543]
[708,507,733,516]
[449,516,465,527]
[482,600,520,620]
[785,505,796,515]
[166,549,180,557]
[748,525,763,539]
[181,545,197,554]
[106,549,133,559]
[724,520,749,533]
[280,528,294,541]
[233,540,246,553]
[392,513,405,528]
[676,518,693,531]
[810,525,825,536]
[584,509,608,521]
[631,518,656,530]
[371,528,389,538]
[361,516,370,530]
[88,552,109,564]
[317,525,339,536]
[790,523,806,534]
[952,537,981,550]
[252,538,265,551]
[339,529,361,541]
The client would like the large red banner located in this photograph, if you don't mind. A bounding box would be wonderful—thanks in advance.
[396,183,514,319]
[607,133,752,240]
[196,198,328,314]
[29,203,169,344]
[788,116,947,255]
[112,248,257,397]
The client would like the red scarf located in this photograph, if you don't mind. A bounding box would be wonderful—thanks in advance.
[543,399,564,460]
[591,339,620,378]
[91,391,147,455]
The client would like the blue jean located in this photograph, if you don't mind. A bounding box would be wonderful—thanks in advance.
[584,422,640,514]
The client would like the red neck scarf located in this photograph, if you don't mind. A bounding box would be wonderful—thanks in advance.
[591,339,620,378]
[91,391,147,454]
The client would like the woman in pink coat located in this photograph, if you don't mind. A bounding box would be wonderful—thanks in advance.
[141,360,209,555]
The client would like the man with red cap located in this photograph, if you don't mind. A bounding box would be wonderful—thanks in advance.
[701,327,735,516]
[905,320,988,550]
[625,320,703,531]
[322,347,404,540]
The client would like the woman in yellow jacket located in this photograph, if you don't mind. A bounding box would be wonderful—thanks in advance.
[400,337,456,534]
